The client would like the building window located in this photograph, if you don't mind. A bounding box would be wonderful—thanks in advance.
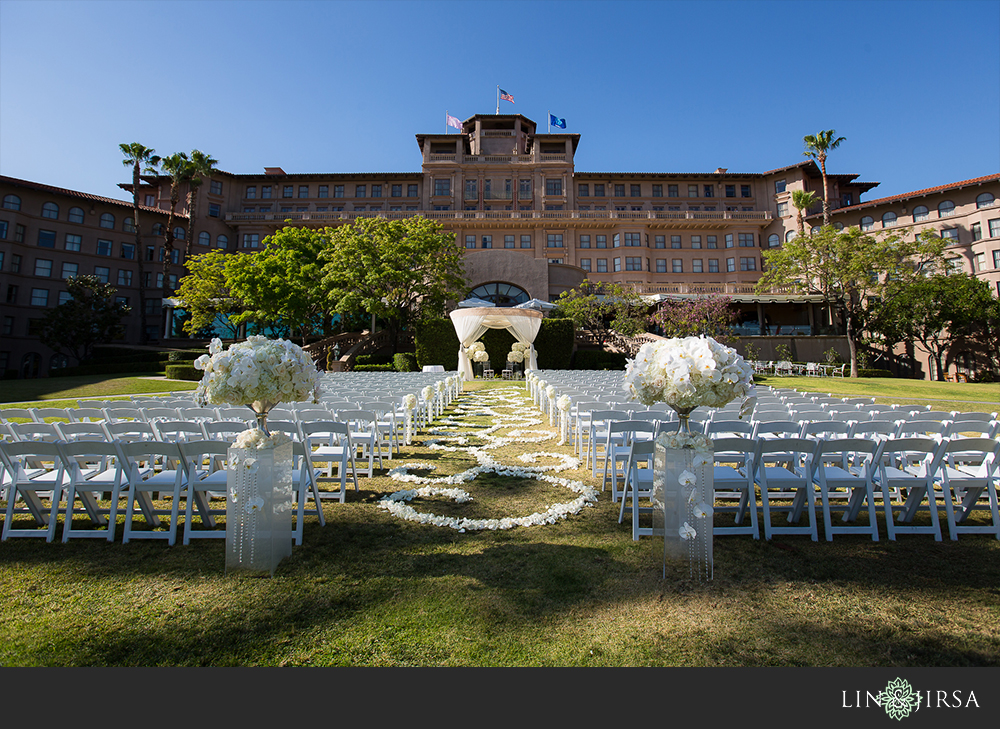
[975,252,986,271]
[92,238,112,257]
[578,183,589,197]
[1,317,12,335]
[724,185,735,198]
[776,202,788,217]
[503,235,515,249]
[597,258,608,273]
[407,184,419,197]
[37,230,56,248]
[30,288,49,306]
[579,235,591,249]
[987,218,1000,238]
[613,257,621,272]
[34,258,53,277]
[976,192,995,209]
[465,235,475,249]
[206,180,222,195]
[371,184,382,198]
[690,235,702,249]
[941,227,959,243]
[294,185,307,199]
[666,235,679,249]
[774,179,786,194]
[703,185,714,198]
[768,233,780,247]
[5,285,16,303]
[687,184,698,198]
[655,259,666,273]
[429,180,447,197]
[93,266,110,283]
[665,184,677,198]
[625,256,641,271]
[993,250,1000,269]
[520,235,532,249]
[610,184,623,197]
[217,234,229,249]
[117,269,133,286]
[651,184,662,198]
[595,235,606,249]
[786,231,797,242]
[738,233,755,247]
[629,184,641,197]
[624,232,641,247]
[120,243,135,260]
[41,202,59,219]
[15,224,24,242]
[882,212,897,227]
[860,216,874,231]
[3,194,21,210]
[198,231,211,247]
[547,233,564,248]
[741,185,751,198]
[11,254,21,273]
[245,186,257,199]
[208,203,220,218]
[63,206,84,224]
[386,184,399,198]
[280,185,292,198]
[972,222,982,241]
[671,259,683,273]
[740,257,757,271]
[692,259,703,273]
[351,184,365,198]
[58,291,73,306]
[123,217,135,233]
[173,226,185,240]
[546,179,563,196]
[99,213,115,229]
[61,262,78,279]
[726,258,736,272]
[706,235,717,249]
[581,258,591,272]
[938,200,955,217]
[912,205,928,222]
[947,257,964,274]
[725,234,734,248]
[242,233,259,249]
[649,235,663,249]
[480,235,492,249]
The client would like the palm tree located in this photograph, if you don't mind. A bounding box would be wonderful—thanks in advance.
[791,189,819,237]
[159,152,193,291]
[183,150,219,261]
[803,129,846,227]
[120,143,160,344]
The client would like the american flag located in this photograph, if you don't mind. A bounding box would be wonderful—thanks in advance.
[499,88,514,103]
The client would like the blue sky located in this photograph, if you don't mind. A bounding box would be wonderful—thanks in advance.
[1,0,997,202]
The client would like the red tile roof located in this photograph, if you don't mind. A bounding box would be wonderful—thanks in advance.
[827,173,1000,213]
[0,175,174,217]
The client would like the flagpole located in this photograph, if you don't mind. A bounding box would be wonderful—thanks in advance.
[446,110,449,134]
[496,86,499,115]
[547,110,550,134]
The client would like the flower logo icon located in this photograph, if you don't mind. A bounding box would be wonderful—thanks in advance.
[878,678,920,720]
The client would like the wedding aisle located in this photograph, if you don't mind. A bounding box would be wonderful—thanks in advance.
[373,381,600,532]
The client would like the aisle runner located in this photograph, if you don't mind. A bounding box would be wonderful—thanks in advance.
[377,386,598,532]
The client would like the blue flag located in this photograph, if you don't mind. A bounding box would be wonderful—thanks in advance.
[549,114,566,129]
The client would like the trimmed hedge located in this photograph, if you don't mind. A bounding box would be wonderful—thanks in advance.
[393,353,418,372]
[415,318,459,370]
[535,318,574,370]
[167,350,204,363]
[573,350,627,370]
[858,368,893,378]
[165,364,202,381]
[356,353,393,366]
[353,363,394,372]
[482,328,516,368]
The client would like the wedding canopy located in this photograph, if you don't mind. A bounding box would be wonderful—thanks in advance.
[449,307,542,379]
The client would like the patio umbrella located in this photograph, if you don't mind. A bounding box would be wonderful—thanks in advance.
[514,298,557,311]
[458,298,495,308]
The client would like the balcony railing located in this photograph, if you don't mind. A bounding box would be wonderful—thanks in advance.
[483,190,513,200]
[224,209,774,224]
[428,154,456,162]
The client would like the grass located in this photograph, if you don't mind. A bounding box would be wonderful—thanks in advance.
[1,378,998,667]
[0,374,198,407]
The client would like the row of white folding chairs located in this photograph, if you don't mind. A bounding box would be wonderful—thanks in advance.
[616,435,1000,543]
[704,417,999,441]
[0,437,327,546]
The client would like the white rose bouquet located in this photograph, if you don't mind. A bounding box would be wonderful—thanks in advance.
[473,350,490,363]
[507,350,524,364]
[623,335,755,410]
[194,336,319,432]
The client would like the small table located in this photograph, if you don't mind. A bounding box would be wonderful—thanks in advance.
[422,365,445,373]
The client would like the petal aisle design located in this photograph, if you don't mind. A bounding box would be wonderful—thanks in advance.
[377,385,599,532]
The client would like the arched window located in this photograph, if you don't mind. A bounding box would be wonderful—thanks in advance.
[767,233,780,247]
[976,192,995,209]
[2,194,21,210]
[99,212,115,229]
[912,205,929,222]
[152,223,164,236]
[216,234,229,249]
[41,202,59,219]
[123,217,135,233]
[468,282,531,307]
[882,212,897,227]
[937,200,955,217]
[785,230,796,242]
[198,231,211,247]
[833,221,844,231]
[68,206,85,223]
[860,216,874,231]
[173,226,185,240]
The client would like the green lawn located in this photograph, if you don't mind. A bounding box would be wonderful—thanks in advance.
[1,379,998,667]
[0,374,198,407]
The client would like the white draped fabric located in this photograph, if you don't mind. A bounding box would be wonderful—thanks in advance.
[449,307,543,379]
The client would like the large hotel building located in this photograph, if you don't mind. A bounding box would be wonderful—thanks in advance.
[2,113,998,379]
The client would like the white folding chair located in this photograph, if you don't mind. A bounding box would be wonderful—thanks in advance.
[602,420,656,501]
[588,410,628,477]
[8,422,62,443]
[102,421,158,443]
[871,436,944,541]
[617,439,656,540]
[935,437,1000,540]
[0,440,70,541]
[299,420,358,502]
[119,440,187,546]
[337,410,383,476]
[806,438,880,541]
[711,437,760,538]
[152,419,208,444]
[179,439,230,544]
[58,439,128,542]
[55,421,112,442]
[30,407,72,423]
[142,407,182,424]
[202,421,248,442]
[755,437,820,541]
[291,440,326,545]
[69,407,107,423]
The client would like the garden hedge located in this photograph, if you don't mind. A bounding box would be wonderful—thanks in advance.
[393,353,419,372]
[165,364,202,381]
[572,350,628,370]
[414,318,460,370]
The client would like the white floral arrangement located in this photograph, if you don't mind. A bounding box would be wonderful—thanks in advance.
[402,394,417,411]
[421,386,433,402]
[511,342,527,353]
[624,335,755,410]
[194,336,319,415]
[233,428,292,450]
[556,395,572,412]
[507,350,524,363]
[657,430,714,456]
[473,350,490,363]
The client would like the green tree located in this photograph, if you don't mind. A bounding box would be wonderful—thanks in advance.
[38,275,130,365]
[119,142,160,344]
[228,226,331,344]
[182,149,218,262]
[173,249,241,338]
[321,216,466,351]
[803,129,846,226]
[159,152,194,291]
[651,295,738,343]
[868,273,1000,381]
[757,226,945,377]
[791,189,819,237]
[555,280,647,341]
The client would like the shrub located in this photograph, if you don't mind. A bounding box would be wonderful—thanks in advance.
[858,368,893,378]
[165,364,202,381]
[535,318,574,369]
[971,370,999,383]
[394,353,419,372]
[167,350,203,363]
[482,328,516,367]
[572,350,628,370]
[353,363,394,372]
[415,318,459,370]
[355,352,393,366]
